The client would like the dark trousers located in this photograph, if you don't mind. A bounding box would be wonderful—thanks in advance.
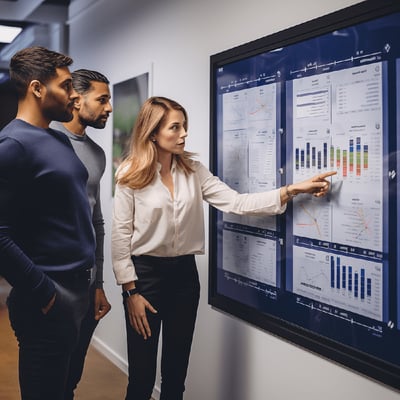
[7,270,93,400]
[125,255,200,400]
[64,284,99,400]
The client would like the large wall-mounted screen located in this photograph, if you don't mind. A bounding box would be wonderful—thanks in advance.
[209,0,400,389]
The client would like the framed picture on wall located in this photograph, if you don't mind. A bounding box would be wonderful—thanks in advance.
[209,0,400,391]
[112,72,149,193]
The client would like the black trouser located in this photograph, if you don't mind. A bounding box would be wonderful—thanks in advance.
[124,255,200,400]
[63,283,99,400]
[7,268,93,400]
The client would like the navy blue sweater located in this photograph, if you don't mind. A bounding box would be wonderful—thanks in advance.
[0,119,96,307]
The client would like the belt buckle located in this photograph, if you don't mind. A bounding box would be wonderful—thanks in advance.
[87,268,93,284]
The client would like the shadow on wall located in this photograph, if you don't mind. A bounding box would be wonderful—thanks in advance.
[217,315,253,400]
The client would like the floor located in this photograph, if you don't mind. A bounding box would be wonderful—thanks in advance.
[0,278,129,400]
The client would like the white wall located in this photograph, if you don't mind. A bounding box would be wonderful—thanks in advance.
[67,0,400,399]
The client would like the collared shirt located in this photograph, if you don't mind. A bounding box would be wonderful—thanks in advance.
[111,159,286,284]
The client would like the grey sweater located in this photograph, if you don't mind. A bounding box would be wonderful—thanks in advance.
[51,121,106,288]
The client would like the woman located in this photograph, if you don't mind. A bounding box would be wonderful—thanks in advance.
[111,96,335,400]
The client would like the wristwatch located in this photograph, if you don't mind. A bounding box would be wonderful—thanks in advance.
[122,287,140,299]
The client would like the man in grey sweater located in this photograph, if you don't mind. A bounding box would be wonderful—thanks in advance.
[51,69,112,400]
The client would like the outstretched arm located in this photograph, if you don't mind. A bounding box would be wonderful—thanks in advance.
[280,171,337,205]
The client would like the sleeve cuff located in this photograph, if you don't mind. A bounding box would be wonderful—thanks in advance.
[31,274,56,308]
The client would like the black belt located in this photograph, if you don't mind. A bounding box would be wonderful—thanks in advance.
[46,267,94,287]
[133,254,194,264]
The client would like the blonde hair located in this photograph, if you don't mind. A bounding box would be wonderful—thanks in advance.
[116,96,195,189]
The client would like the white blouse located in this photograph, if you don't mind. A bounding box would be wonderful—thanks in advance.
[111,160,286,284]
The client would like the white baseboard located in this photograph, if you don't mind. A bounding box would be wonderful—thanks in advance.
[91,335,128,375]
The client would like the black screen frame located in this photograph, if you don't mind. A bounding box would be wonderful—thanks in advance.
[209,0,400,390]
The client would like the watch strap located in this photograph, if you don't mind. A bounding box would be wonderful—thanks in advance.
[122,287,140,299]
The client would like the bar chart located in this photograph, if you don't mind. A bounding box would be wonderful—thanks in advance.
[294,136,370,178]
[331,256,371,299]
[292,247,383,321]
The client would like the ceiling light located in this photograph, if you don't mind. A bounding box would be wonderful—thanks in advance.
[0,25,23,44]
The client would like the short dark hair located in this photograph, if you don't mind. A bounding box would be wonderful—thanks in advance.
[71,69,110,95]
[10,46,73,98]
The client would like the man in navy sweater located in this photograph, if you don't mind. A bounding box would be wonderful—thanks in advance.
[51,69,113,399]
[0,47,96,400]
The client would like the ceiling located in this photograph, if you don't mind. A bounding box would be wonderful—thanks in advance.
[0,0,71,23]
[0,0,71,74]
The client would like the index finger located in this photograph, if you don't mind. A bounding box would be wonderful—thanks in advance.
[318,171,337,179]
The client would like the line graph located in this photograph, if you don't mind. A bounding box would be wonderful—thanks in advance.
[293,199,331,241]
[292,247,383,321]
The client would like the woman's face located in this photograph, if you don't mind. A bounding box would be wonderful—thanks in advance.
[154,109,187,156]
